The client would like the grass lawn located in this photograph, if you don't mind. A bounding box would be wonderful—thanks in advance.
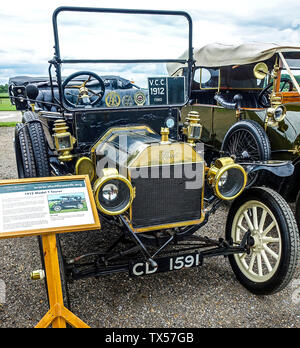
[0,93,16,111]
[0,122,17,127]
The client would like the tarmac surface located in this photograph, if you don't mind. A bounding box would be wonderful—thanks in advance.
[0,111,22,123]
[0,126,300,328]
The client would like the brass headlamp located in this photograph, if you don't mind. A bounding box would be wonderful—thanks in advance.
[183,111,202,146]
[93,168,135,215]
[266,96,287,127]
[207,157,247,201]
[52,120,76,162]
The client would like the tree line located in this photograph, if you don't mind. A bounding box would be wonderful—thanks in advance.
[0,84,8,93]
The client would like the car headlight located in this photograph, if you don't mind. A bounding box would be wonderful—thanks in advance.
[207,157,247,200]
[93,168,134,215]
[273,105,286,122]
[267,104,287,123]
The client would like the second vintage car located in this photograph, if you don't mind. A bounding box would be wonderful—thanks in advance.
[168,43,300,225]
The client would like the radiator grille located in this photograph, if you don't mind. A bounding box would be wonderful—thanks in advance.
[129,163,203,229]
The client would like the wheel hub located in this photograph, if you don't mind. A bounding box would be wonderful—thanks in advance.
[241,150,250,159]
[252,230,264,252]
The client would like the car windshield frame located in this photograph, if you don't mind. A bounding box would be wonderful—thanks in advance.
[279,52,300,95]
[51,6,194,112]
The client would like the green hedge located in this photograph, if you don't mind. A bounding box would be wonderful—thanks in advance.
[0,94,16,111]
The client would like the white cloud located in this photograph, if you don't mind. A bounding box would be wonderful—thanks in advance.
[1,0,300,84]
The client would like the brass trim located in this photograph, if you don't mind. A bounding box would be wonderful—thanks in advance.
[105,91,121,107]
[128,161,204,169]
[128,142,203,168]
[182,110,202,146]
[207,157,247,201]
[52,120,76,162]
[90,125,156,167]
[93,173,134,216]
[75,157,95,182]
[160,127,170,144]
[289,145,300,156]
[126,213,205,233]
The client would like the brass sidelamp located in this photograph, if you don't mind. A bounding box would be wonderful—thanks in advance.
[183,111,202,146]
[253,61,287,129]
[266,95,287,128]
[52,119,76,162]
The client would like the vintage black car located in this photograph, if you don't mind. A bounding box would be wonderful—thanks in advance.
[8,7,300,299]
[50,195,85,212]
[168,43,300,226]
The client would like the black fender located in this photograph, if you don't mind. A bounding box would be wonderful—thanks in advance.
[240,160,294,178]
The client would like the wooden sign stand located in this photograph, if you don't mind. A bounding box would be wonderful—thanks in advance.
[0,175,101,328]
[35,234,89,328]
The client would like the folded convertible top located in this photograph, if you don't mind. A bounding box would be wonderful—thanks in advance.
[167,42,300,75]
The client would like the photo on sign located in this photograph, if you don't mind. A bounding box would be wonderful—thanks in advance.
[47,193,88,214]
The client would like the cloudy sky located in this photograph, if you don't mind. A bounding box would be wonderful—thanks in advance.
[1,0,300,85]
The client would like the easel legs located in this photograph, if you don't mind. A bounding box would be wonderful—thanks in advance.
[35,233,89,328]
[35,303,90,328]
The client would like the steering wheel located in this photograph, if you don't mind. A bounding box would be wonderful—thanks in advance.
[62,71,105,108]
[258,78,293,108]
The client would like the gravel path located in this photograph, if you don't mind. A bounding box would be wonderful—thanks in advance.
[0,126,300,328]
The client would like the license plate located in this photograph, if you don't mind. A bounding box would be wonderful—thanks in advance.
[129,252,202,277]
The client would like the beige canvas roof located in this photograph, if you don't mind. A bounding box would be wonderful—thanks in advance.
[167,42,300,75]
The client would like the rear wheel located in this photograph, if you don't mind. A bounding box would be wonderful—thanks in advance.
[14,123,37,178]
[22,111,50,177]
[226,187,299,295]
[221,120,271,187]
[296,191,300,231]
[53,204,62,212]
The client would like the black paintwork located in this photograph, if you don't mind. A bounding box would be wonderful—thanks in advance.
[74,108,179,148]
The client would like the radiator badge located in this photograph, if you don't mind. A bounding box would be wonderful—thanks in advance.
[161,150,175,162]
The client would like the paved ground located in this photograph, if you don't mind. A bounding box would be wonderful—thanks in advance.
[0,111,22,123]
[0,126,300,328]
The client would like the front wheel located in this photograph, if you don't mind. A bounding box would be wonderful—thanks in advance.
[226,187,299,295]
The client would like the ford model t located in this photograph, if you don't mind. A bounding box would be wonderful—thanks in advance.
[50,195,85,212]
[8,7,300,298]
